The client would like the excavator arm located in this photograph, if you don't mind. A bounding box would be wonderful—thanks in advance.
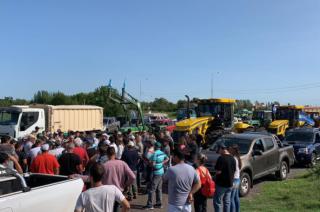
[107,81,146,130]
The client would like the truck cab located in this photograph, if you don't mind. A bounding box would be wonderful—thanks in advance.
[0,106,45,139]
[283,128,320,167]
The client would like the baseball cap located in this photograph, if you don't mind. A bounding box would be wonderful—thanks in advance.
[128,141,135,147]
[129,134,135,140]
[41,144,50,151]
[155,142,162,148]
[102,133,110,138]
[74,138,83,146]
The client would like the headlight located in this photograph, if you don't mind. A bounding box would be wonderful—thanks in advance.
[298,148,308,154]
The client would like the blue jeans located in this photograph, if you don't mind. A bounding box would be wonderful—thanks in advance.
[213,185,232,212]
[230,179,240,212]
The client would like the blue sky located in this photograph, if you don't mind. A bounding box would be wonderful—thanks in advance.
[1,0,320,105]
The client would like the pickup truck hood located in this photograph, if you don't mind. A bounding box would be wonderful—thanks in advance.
[0,125,15,137]
[269,120,289,128]
[175,117,213,131]
[202,149,247,174]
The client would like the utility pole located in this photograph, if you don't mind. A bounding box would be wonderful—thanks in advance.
[211,73,213,98]
[139,80,142,101]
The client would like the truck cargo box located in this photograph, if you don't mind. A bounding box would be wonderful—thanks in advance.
[31,105,103,132]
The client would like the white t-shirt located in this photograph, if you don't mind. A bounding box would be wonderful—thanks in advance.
[109,143,118,156]
[234,156,240,179]
[75,185,125,212]
[49,147,65,159]
[29,147,41,162]
[116,144,124,160]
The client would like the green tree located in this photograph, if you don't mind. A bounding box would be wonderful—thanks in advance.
[51,92,72,105]
[32,90,53,104]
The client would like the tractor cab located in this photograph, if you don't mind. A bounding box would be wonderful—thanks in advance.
[249,110,272,128]
[173,98,235,146]
[268,105,314,139]
[195,98,235,129]
[275,106,304,127]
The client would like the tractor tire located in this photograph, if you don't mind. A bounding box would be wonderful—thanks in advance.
[243,127,255,133]
[205,129,224,147]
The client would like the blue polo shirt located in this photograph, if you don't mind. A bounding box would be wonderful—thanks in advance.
[151,149,168,176]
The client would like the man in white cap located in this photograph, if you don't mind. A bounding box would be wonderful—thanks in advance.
[73,138,89,167]
[30,143,60,175]
[101,133,111,145]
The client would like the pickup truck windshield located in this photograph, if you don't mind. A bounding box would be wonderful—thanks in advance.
[285,132,314,143]
[210,138,252,155]
[0,111,19,125]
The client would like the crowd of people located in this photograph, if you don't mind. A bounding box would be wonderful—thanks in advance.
[0,127,242,212]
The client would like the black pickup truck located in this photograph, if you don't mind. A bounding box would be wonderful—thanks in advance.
[202,133,295,197]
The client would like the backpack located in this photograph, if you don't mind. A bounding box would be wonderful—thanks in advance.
[199,167,215,197]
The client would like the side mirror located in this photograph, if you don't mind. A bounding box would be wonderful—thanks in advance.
[252,150,263,156]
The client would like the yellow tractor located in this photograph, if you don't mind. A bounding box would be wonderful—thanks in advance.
[267,105,314,139]
[173,98,236,147]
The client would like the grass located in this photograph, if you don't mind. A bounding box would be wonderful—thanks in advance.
[241,167,320,212]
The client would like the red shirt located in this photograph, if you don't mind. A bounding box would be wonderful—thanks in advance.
[73,147,89,166]
[30,152,60,175]
[196,165,212,186]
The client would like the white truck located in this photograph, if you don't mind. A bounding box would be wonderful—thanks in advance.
[0,105,104,139]
[0,166,83,212]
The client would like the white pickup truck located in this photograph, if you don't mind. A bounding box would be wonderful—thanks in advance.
[0,167,83,212]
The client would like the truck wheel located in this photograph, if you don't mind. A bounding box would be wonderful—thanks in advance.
[240,172,251,197]
[276,161,288,180]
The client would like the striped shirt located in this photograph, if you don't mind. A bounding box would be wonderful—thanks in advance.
[151,150,168,176]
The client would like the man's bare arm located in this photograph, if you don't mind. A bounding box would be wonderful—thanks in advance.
[121,199,130,212]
